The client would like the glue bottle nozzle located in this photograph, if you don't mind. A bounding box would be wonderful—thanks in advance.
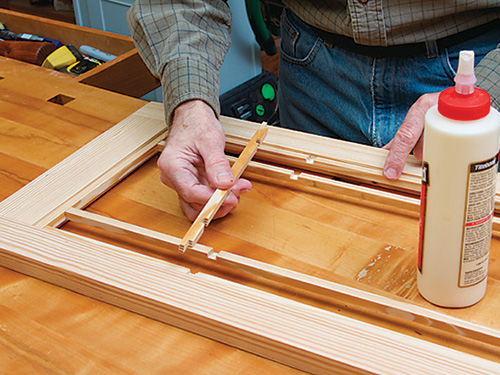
[454,50,476,95]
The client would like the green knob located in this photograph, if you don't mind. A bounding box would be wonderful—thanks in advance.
[255,104,265,117]
[261,83,275,101]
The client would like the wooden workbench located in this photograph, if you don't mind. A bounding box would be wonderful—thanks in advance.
[1,57,500,374]
[0,57,306,374]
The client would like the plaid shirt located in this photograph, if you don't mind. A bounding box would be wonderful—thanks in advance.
[127,0,500,124]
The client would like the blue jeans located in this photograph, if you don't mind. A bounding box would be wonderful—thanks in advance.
[278,8,499,147]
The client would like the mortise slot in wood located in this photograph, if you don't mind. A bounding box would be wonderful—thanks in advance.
[48,94,75,106]
[179,123,268,252]
[306,155,316,164]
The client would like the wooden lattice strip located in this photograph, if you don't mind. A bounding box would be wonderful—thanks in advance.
[179,123,268,251]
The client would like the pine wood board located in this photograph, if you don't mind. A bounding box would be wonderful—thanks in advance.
[1,216,500,375]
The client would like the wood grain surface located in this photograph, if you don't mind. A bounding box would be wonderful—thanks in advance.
[2,56,500,374]
[0,58,304,374]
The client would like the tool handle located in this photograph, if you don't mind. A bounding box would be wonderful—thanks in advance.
[0,40,57,65]
[80,45,116,62]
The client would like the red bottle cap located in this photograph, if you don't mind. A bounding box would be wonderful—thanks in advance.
[438,87,491,121]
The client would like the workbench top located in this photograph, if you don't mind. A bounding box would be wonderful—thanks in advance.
[1,56,500,374]
[0,57,309,374]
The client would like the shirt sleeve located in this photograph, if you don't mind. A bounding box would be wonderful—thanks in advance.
[476,44,500,112]
[127,0,232,125]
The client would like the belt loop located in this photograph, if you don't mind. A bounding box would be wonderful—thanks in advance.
[425,40,438,58]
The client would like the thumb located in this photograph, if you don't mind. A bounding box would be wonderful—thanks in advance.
[200,139,235,190]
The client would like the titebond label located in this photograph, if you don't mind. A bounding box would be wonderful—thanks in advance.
[460,154,499,287]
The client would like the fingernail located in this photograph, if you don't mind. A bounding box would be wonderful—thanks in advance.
[217,172,234,185]
[384,167,399,180]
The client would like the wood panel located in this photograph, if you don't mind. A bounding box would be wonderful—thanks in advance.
[2,216,500,375]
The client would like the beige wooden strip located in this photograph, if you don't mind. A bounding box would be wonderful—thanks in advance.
[179,124,268,252]
[139,102,421,195]
[214,251,500,349]
[62,207,500,352]
[226,124,500,214]
[143,102,500,213]
[1,216,499,375]
[237,157,420,212]
[64,208,214,258]
[222,121,500,214]
[219,115,422,194]
[0,103,166,227]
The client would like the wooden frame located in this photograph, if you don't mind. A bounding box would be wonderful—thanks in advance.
[1,102,500,374]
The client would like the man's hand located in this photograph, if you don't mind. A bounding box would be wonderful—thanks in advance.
[158,100,252,221]
[383,93,439,180]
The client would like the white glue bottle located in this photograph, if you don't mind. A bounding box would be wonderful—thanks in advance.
[418,50,500,307]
